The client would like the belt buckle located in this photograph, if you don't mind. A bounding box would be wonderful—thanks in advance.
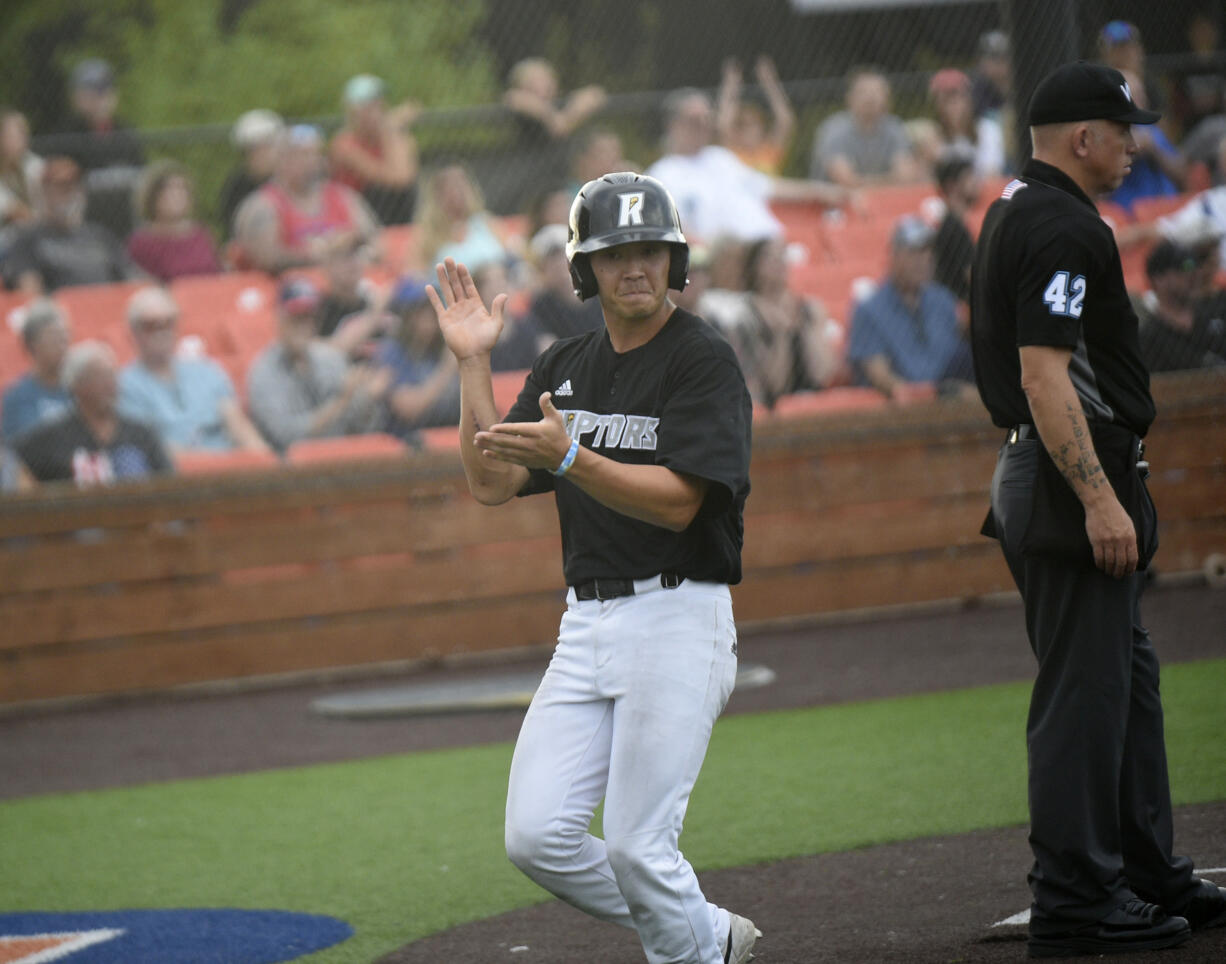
[593,578,623,602]
[1008,427,1019,444]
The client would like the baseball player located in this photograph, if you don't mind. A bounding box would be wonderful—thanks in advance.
[427,172,759,964]
[971,61,1226,958]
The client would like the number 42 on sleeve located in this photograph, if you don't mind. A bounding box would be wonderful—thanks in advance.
[1043,271,1086,318]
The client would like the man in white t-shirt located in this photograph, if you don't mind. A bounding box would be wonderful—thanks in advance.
[647,88,849,243]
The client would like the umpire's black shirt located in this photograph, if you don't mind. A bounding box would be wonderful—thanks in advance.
[970,159,1155,437]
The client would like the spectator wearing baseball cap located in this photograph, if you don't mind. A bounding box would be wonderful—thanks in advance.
[329,74,421,225]
[970,30,1011,119]
[218,109,285,240]
[1097,21,1165,117]
[1134,240,1226,373]
[373,276,460,439]
[40,57,146,240]
[923,68,1005,177]
[1104,71,1185,214]
[848,214,975,400]
[2,156,140,294]
[245,277,389,451]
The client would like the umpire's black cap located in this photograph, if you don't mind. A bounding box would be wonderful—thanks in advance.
[1028,61,1160,127]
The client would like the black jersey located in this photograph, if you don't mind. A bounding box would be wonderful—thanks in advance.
[505,307,752,586]
[970,159,1155,436]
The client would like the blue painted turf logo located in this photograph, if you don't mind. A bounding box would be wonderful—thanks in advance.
[0,909,352,963]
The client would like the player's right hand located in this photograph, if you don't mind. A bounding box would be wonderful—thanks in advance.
[1084,496,1138,579]
[427,258,506,362]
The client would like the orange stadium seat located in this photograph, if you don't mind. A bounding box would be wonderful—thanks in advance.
[0,290,32,333]
[0,331,26,387]
[861,183,937,221]
[1131,194,1190,225]
[170,272,278,366]
[1119,242,1151,293]
[1096,200,1131,231]
[419,425,460,450]
[790,260,880,330]
[966,176,1013,236]
[286,433,408,464]
[492,369,529,414]
[174,448,282,476]
[817,213,895,265]
[772,387,888,417]
[53,280,148,358]
[769,200,829,249]
[0,292,34,385]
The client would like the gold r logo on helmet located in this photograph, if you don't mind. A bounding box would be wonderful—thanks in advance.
[618,192,645,227]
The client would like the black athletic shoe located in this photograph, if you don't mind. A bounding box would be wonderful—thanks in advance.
[1027,899,1191,958]
[1170,879,1226,931]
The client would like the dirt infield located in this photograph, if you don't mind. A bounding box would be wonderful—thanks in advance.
[377,804,1226,964]
[3,581,1224,962]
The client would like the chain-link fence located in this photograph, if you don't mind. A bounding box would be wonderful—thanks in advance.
[4,0,1218,222]
[0,0,1223,492]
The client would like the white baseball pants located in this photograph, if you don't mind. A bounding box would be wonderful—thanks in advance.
[505,577,739,964]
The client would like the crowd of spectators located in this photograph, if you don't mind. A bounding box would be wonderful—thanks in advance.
[1,12,1224,491]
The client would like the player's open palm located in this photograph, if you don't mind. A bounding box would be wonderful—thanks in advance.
[427,258,507,362]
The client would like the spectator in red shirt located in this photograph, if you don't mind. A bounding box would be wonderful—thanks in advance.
[233,124,380,274]
[126,161,220,282]
[328,74,420,225]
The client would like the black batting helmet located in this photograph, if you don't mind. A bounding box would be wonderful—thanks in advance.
[566,172,689,300]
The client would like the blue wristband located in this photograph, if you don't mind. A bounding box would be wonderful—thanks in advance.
[552,437,580,477]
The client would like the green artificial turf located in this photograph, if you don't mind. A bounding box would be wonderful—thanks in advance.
[2,658,1223,964]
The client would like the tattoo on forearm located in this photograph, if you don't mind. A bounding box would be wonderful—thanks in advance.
[1051,403,1104,490]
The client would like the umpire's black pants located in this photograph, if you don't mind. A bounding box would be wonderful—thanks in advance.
[991,439,1197,933]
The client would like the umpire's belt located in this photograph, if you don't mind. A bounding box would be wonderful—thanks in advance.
[1009,423,1146,464]
[572,572,684,601]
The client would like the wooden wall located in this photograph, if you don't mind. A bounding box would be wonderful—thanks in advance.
[1,370,1222,706]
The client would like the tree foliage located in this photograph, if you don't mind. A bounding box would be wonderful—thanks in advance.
[1,0,496,131]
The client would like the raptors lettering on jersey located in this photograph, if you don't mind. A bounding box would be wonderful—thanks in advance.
[560,409,659,450]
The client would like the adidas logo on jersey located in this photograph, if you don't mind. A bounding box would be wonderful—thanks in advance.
[554,379,574,397]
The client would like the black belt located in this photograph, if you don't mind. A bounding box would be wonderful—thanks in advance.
[572,572,684,601]
[1010,423,1146,463]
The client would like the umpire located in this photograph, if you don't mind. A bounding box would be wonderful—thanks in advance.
[971,61,1226,958]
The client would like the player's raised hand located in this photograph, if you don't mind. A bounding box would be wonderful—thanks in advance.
[427,258,507,362]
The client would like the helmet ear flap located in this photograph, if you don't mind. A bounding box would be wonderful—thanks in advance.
[668,244,689,293]
[569,254,599,300]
